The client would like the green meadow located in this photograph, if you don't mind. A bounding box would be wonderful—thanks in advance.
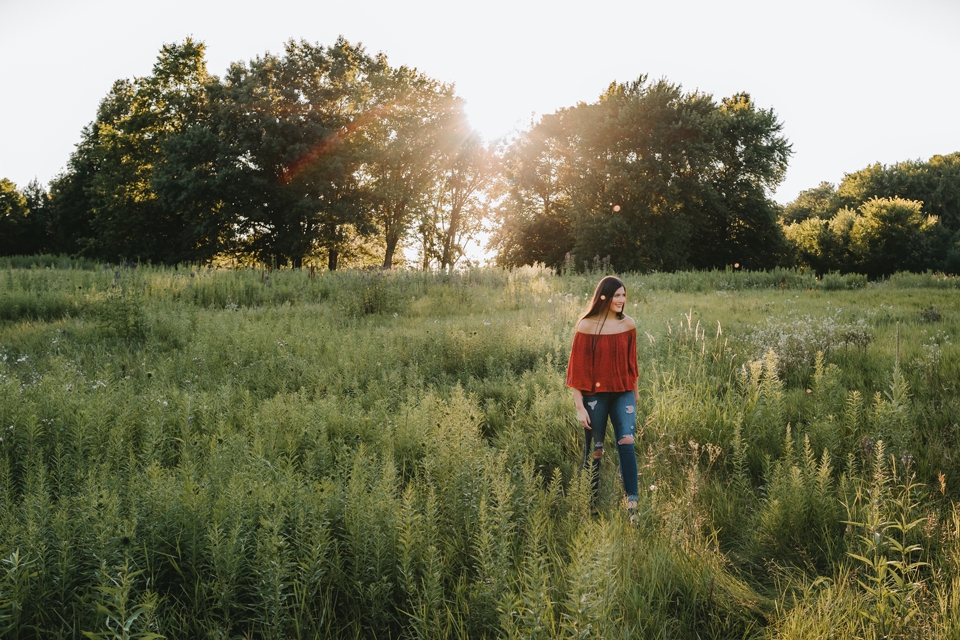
[1,261,959,639]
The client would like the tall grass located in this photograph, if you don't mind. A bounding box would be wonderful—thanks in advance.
[1,264,959,638]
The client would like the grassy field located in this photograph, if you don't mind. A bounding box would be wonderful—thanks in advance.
[1,261,959,639]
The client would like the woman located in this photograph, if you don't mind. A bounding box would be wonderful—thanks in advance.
[566,276,639,514]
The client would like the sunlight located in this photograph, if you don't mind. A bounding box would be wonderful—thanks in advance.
[462,99,525,143]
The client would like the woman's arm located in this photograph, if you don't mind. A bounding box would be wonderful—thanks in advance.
[572,388,591,429]
[625,316,640,406]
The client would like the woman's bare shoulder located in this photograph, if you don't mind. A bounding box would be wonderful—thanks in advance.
[576,318,595,333]
[576,316,634,334]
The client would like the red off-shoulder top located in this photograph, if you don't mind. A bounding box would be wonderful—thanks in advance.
[565,328,638,394]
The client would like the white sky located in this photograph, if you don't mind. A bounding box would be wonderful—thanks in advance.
[2,0,959,206]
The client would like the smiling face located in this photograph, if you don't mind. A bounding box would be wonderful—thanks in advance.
[583,276,627,321]
[610,286,626,315]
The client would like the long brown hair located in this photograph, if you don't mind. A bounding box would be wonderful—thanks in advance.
[579,276,626,323]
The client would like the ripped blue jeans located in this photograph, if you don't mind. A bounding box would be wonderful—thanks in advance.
[582,391,639,505]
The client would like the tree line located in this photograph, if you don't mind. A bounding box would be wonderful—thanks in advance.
[781,154,960,277]
[1,38,492,270]
[2,37,959,275]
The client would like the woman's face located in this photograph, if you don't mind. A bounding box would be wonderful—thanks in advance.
[611,286,626,314]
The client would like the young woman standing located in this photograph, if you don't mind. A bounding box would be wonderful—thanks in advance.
[565,276,640,514]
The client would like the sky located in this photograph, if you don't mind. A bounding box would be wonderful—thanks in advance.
[2,0,959,206]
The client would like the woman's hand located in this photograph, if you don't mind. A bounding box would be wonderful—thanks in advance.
[577,405,591,430]
[572,389,591,429]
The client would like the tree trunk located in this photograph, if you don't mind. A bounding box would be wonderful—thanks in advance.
[440,205,461,270]
[328,248,339,271]
[383,235,397,269]
[382,205,404,269]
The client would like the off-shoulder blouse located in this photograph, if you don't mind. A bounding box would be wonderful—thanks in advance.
[565,328,638,394]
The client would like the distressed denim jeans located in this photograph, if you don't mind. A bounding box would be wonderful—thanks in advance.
[582,390,639,505]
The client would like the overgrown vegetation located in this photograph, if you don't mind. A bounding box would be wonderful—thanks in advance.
[2,264,959,638]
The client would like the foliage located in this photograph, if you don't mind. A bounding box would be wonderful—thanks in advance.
[747,310,872,378]
[38,38,492,271]
[189,38,382,268]
[849,197,938,278]
[0,180,32,257]
[781,181,838,224]
[783,153,960,275]
[363,64,464,269]
[784,197,940,277]
[75,39,215,263]
[492,80,791,272]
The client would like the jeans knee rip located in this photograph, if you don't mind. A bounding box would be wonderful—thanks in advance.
[593,442,604,458]
[618,435,634,445]
[626,405,635,414]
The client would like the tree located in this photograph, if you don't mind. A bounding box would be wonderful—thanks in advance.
[0,179,30,256]
[493,79,791,271]
[46,39,215,263]
[564,80,715,272]
[199,38,382,268]
[45,129,99,256]
[782,182,838,223]
[0,179,49,256]
[489,112,576,268]
[833,154,960,233]
[687,92,791,269]
[421,117,496,270]
[362,65,461,269]
[784,153,960,274]
[849,197,937,278]
[783,207,858,274]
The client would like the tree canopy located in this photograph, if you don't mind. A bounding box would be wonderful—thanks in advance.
[31,38,489,269]
[782,153,960,274]
[491,80,791,272]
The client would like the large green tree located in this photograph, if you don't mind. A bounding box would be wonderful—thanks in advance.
[47,39,214,263]
[362,65,462,269]
[189,38,381,268]
[493,79,790,271]
[849,197,938,278]
[418,116,496,270]
[90,39,213,261]
[489,112,576,268]
[0,179,29,255]
[783,153,960,274]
